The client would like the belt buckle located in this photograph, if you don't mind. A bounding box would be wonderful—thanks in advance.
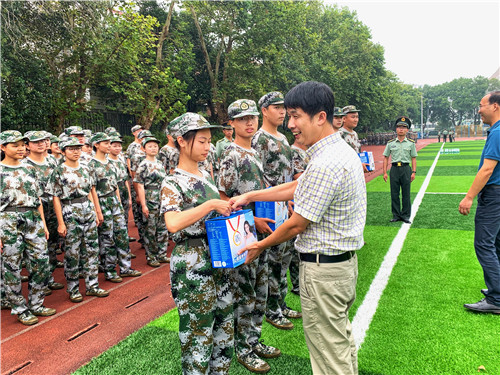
[397,162,401,167]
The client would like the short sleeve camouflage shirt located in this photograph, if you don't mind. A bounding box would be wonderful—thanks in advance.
[88,158,118,197]
[251,129,293,186]
[0,163,42,210]
[160,169,219,243]
[134,158,167,210]
[291,145,307,175]
[339,127,361,153]
[45,163,95,200]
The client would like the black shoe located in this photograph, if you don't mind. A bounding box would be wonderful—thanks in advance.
[401,218,412,224]
[464,298,500,314]
[390,218,400,223]
[481,289,488,295]
[129,237,137,242]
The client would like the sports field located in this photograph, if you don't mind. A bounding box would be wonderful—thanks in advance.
[74,140,499,375]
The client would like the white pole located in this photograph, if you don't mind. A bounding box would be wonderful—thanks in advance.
[420,94,424,138]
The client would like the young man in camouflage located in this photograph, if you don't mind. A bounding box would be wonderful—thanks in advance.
[88,132,141,283]
[126,125,145,241]
[253,91,303,330]
[23,131,64,294]
[158,130,179,174]
[339,105,362,153]
[332,107,344,131]
[46,137,109,302]
[219,99,281,373]
[0,130,56,325]
[215,124,234,161]
[134,137,170,267]
[160,112,234,374]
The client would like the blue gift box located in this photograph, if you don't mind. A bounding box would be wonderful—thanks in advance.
[255,200,288,231]
[358,151,375,171]
[205,209,257,268]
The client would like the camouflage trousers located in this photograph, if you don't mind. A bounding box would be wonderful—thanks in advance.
[279,239,296,307]
[142,209,168,262]
[170,238,234,375]
[288,240,300,292]
[97,195,131,278]
[266,241,287,319]
[42,198,59,284]
[130,183,145,241]
[0,210,49,315]
[62,201,99,293]
[233,249,269,357]
[118,182,130,226]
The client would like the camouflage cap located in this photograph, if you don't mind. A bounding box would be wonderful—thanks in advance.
[109,135,123,144]
[141,136,160,148]
[222,124,233,130]
[83,129,92,138]
[65,126,85,136]
[104,126,117,135]
[0,130,28,145]
[137,129,153,140]
[59,137,84,151]
[258,91,285,108]
[131,125,143,133]
[89,132,111,147]
[342,105,360,114]
[26,130,48,142]
[168,112,221,139]
[333,107,344,117]
[42,131,52,139]
[228,99,260,119]
[107,131,122,139]
[49,135,61,144]
[395,116,412,128]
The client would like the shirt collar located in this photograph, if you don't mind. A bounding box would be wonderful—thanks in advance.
[306,132,341,160]
[487,120,500,134]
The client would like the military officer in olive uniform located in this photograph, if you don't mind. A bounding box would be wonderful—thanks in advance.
[383,116,417,224]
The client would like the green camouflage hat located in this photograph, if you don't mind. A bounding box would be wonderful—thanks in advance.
[258,91,285,108]
[42,131,52,139]
[228,99,260,119]
[89,132,111,147]
[25,130,48,142]
[137,129,153,140]
[104,126,117,135]
[333,107,344,117]
[59,137,83,150]
[65,126,85,136]
[342,105,360,114]
[168,112,221,139]
[83,129,92,138]
[0,130,28,145]
[222,124,233,130]
[395,116,412,128]
[50,135,61,144]
[131,125,143,133]
[108,131,122,139]
[109,135,123,144]
[141,136,160,148]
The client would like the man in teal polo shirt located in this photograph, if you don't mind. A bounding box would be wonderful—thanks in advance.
[383,116,417,224]
[459,91,500,314]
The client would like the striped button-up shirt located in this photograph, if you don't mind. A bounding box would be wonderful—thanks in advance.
[294,132,366,255]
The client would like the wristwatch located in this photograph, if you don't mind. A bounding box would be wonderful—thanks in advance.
[412,171,416,174]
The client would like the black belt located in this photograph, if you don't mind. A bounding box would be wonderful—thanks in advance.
[392,162,409,167]
[300,251,355,263]
[98,191,116,199]
[3,206,35,213]
[61,196,88,205]
[144,186,160,190]
[184,237,206,247]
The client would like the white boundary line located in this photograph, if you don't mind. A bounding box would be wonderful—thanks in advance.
[352,143,444,349]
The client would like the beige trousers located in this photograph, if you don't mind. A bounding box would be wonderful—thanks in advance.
[299,254,358,375]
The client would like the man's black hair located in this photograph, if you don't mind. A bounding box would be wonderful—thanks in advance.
[488,90,500,105]
[284,81,335,123]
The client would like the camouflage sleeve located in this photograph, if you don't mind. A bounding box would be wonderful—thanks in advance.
[133,162,146,185]
[251,133,267,166]
[160,178,182,214]
[292,148,306,175]
[217,149,238,196]
[45,167,62,197]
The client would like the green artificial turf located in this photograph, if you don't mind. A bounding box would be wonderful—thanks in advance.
[431,165,480,176]
[412,193,476,231]
[358,229,499,375]
[366,176,425,193]
[426,176,475,193]
[365,192,418,226]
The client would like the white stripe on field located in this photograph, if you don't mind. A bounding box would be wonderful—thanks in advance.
[425,192,467,195]
[352,143,444,350]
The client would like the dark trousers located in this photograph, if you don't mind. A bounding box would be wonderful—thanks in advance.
[390,165,411,220]
[474,185,500,306]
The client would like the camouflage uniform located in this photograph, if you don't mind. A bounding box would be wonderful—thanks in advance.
[23,156,60,287]
[45,162,101,293]
[218,143,269,357]
[126,141,145,237]
[88,157,131,279]
[134,158,168,263]
[251,128,293,321]
[0,163,50,315]
[159,144,179,174]
[339,127,361,153]
[161,169,234,374]
[108,155,131,227]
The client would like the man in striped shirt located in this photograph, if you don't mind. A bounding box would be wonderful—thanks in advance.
[230,81,366,375]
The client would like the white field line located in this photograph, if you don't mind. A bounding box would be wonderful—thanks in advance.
[352,143,444,350]
[425,192,467,195]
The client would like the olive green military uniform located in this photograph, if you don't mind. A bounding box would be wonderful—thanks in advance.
[383,136,417,222]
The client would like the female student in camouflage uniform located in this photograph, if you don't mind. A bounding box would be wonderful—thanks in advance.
[218,99,280,373]
[135,137,169,267]
[88,133,141,283]
[160,113,234,375]
[0,130,55,326]
[47,138,110,302]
